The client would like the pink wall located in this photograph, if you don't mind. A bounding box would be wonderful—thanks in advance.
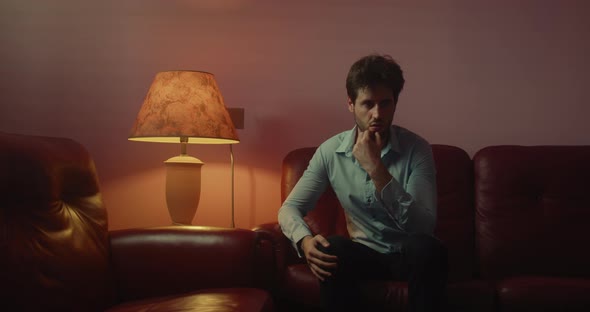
[2,0,589,230]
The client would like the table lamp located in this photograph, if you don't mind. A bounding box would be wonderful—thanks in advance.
[129,71,239,226]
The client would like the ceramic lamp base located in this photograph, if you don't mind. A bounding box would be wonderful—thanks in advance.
[164,155,204,225]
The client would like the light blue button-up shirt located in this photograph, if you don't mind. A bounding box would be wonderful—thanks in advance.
[278,125,437,255]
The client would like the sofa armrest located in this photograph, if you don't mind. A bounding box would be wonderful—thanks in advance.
[109,226,269,302]
[253,222,304,280]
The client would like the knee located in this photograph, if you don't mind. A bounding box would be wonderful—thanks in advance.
[403,233,448,268]
[317,235,350,257]
[317,236,355,283]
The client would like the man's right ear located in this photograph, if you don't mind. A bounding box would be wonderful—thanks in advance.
[347,97,354,113]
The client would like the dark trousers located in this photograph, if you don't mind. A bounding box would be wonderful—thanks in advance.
[318,234,448,312]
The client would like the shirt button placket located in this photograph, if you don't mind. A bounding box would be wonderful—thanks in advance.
[365,178,375,218]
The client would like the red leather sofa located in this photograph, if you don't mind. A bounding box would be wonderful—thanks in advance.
[0,132,275,312]
[256,145,590,311]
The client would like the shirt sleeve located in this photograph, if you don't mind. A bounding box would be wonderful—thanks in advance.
[375,142,437,234]
[278,147,330,256]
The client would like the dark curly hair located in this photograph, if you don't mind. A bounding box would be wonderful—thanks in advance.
[346,54,405,104]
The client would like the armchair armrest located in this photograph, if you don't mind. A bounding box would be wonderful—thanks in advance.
[109,226,269,302]
[252,222,304,283]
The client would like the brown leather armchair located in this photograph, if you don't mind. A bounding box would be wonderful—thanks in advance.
[0,132,275,312]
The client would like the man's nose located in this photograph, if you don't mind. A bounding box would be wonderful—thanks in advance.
[371,105,381,118]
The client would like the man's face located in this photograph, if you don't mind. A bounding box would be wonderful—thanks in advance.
[348,85,396,137]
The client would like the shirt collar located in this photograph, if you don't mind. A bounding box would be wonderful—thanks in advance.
[336,125,400,157]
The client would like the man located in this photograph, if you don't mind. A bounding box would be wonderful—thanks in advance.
[278,54,447,311]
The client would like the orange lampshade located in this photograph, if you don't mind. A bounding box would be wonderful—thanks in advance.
[129,71,239,144]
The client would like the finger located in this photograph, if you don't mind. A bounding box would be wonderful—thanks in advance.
[368,130,376,142]
[364,128,372,140]
[357,128,368,142]
[375,131,382,146]
[311,268,325,282]
[309,257,338,270]
[308,252,338,266]
[310,250,338,262]
[309,262,331,281]
[315,235,330,248]
[311,270,324,281]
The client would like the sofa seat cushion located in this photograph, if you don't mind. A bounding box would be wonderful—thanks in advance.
[281,264,406,309]
[106,288,274,312]
[498,276,590,312]
[446,280,495,312]
[282,264,494,311]
[361,280,495,311]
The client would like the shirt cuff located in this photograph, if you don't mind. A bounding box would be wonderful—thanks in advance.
[291,227,313,258]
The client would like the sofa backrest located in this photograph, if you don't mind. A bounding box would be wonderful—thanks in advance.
[0,132,113,311]
[474,145,590,279]
[431,145,475,282]
[281,144,476,282]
